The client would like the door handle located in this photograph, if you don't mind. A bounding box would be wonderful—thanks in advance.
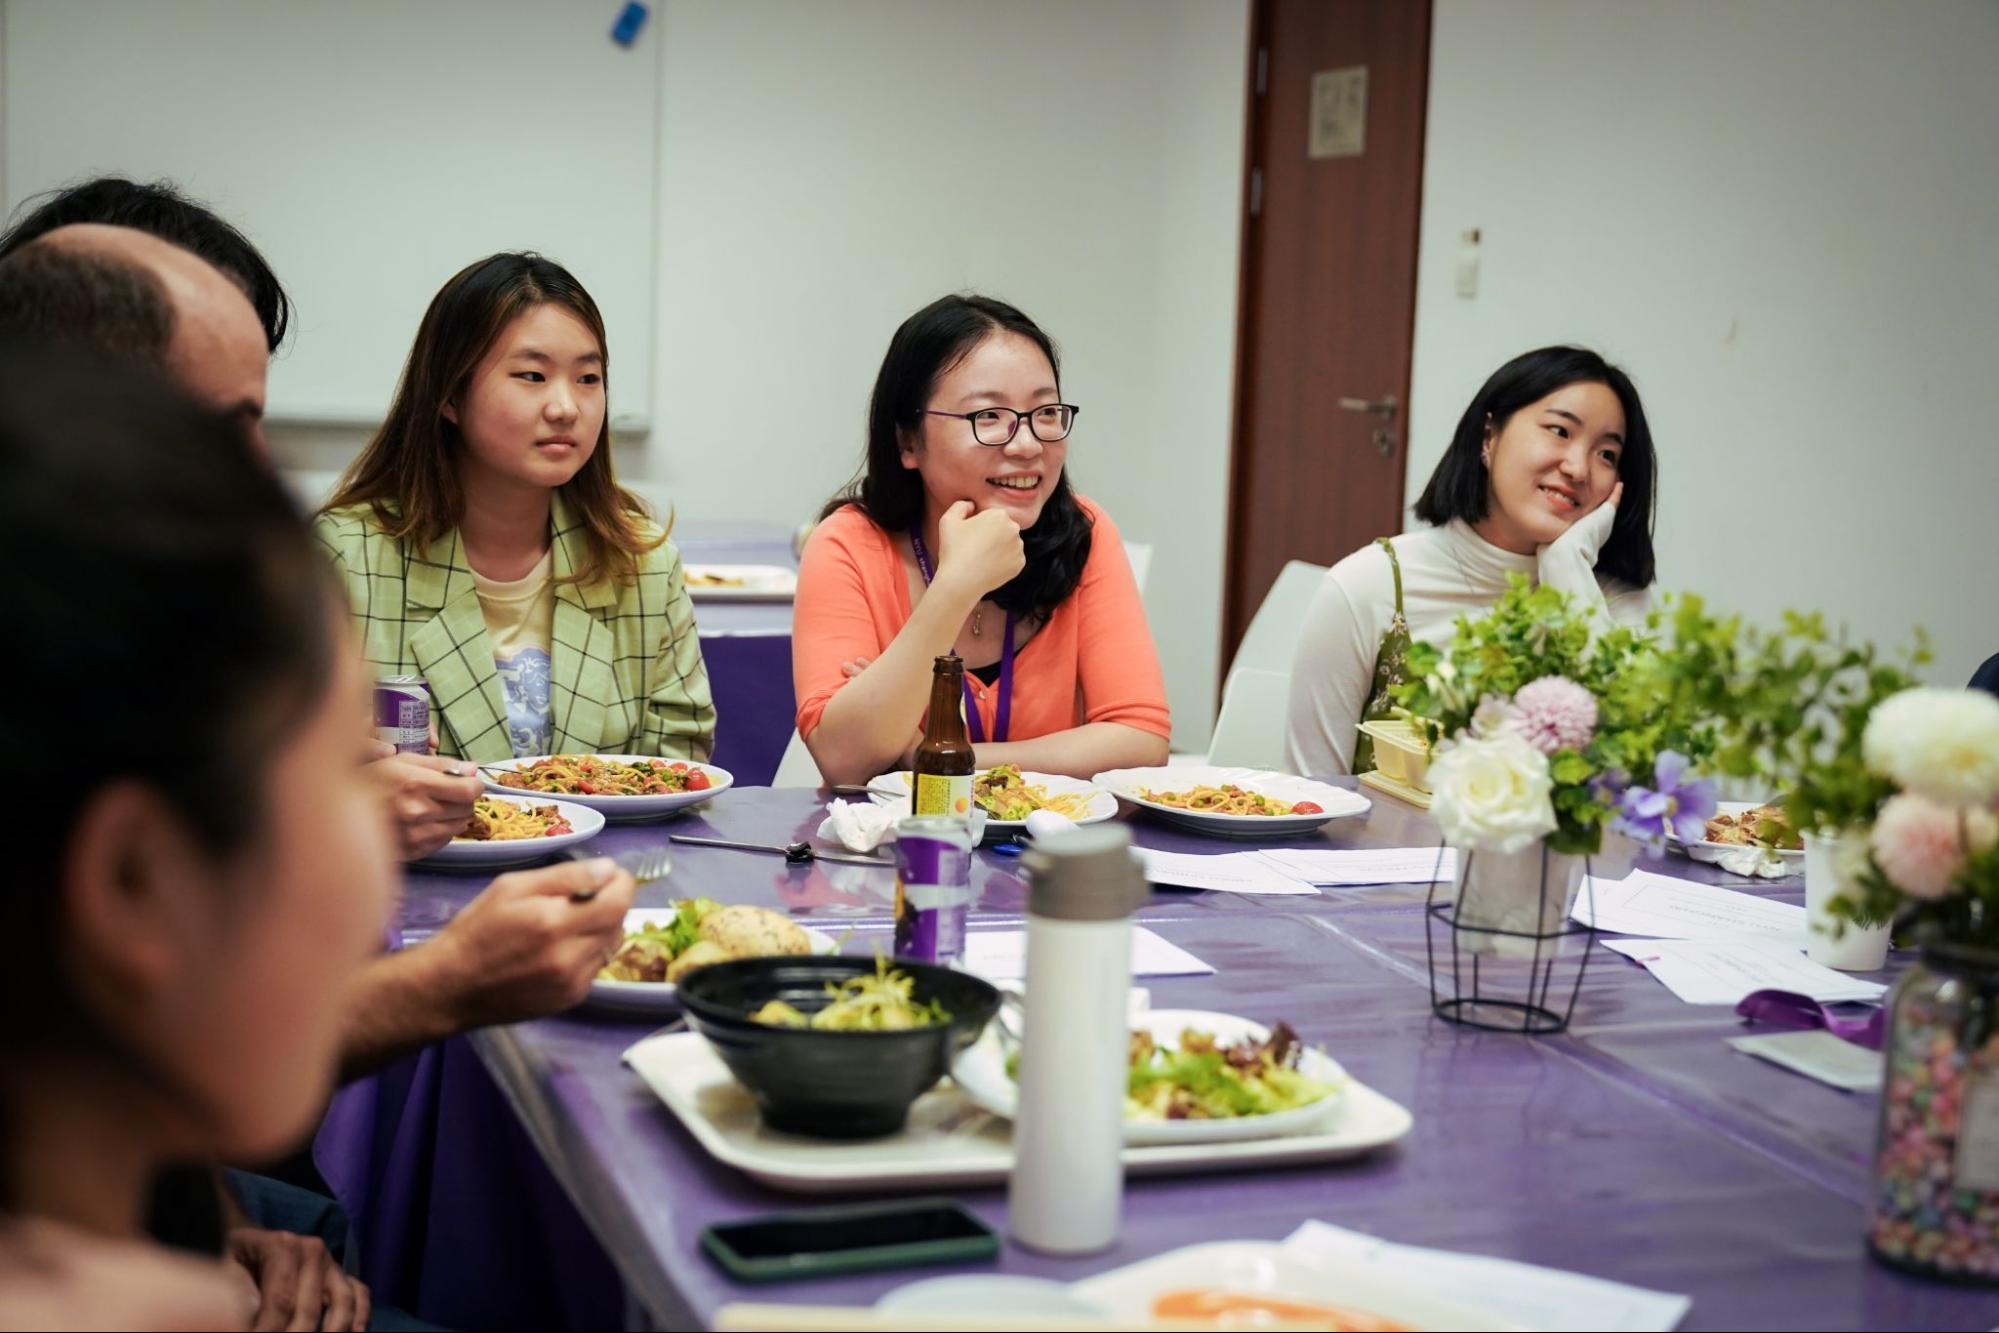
[1337,394,1398,421]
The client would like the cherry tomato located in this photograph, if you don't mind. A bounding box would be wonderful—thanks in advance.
[686,770,712,791]
[1292,801,1323,815]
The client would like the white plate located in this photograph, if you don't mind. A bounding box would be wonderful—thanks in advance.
[1073,1240,1529,1333]
[877,1276,1103,1317]
[1670,800,1806,868]
[865,769,1120,833]
[950,1009,1345,1146]
[415,793,604,868]
[622,1031,1411,1194]
[588,910,839,1015]
[480,754,733,821]
[683,563,797,602]
[1091,765,1369,839]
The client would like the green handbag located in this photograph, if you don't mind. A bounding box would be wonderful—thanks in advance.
[1351,537,1410,774]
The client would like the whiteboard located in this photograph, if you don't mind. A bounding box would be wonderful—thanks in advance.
[2,0,660,426]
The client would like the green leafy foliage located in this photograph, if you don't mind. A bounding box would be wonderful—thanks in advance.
[1650,602,1929,835]
[1392,578,1712,855]
[1391,578,1933,863]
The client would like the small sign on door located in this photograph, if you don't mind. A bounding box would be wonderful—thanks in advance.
[1309,66,1367,159]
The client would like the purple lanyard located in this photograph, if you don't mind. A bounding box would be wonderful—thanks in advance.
[909,530,1015,744]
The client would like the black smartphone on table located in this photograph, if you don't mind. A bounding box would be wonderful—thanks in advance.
[699,1198,1000,1283]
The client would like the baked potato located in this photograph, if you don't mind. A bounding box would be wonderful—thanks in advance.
[698,904,812,958]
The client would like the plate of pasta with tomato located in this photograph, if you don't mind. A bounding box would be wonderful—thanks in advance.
[417,793,606,868]
[1090,766,1368,839]
[481,754,734,821]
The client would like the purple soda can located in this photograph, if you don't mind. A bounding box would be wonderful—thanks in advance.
[893,816,975,967]
[374,676,431,755]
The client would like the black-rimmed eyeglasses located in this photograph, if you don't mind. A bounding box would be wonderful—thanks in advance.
[923,403,1080,446]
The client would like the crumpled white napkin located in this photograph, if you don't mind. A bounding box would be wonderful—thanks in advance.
[816,799,900,852]
[817,798,990,851]
[1712,844,1795,879]
[1023,809,1077,841]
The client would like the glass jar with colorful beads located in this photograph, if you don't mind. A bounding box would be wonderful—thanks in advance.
[1870,940,1999,1283]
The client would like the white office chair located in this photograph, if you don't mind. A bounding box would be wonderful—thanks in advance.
[1122,539,1153,594]
[1229,559,1329,679]
[772,729,824,788]
[1203,668,1293,770]
[1172,561,1328,765]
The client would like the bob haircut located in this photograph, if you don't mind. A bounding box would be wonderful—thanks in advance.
[1413,345,1657,588]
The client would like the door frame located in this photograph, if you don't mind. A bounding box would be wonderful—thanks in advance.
[1218,0,1431,697]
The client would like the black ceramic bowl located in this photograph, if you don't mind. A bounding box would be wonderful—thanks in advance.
[676,956,1002,1139]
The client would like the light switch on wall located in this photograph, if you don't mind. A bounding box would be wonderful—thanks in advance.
[1454,228,1481,299]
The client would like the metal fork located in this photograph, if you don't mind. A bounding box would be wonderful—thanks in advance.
[566,845,672,901]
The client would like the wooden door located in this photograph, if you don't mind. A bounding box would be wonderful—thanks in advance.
[1222,0,1432,662]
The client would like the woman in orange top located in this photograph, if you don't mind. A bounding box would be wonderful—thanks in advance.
[795,294,1171,785]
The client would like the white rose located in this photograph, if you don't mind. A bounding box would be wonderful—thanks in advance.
[1863,687,1999,807]
[1428,731,1558,853]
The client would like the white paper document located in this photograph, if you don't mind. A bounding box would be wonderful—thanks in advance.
[1256,846,1458,886]
[1571,868,1805,945]
[1603,937,1886,1006]
[960,926,1215,982]
[1728,1031,1885,1092]
[1282,1220,1690,1332]
[1135,848,1319,896]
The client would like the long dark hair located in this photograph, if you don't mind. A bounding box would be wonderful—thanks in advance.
[322,252,660,588]
[822,294,1092,620]
[1,344,337,1093]
[1413,345,1658,588]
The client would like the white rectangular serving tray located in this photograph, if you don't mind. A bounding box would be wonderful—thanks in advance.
[623,1032,1412,1194]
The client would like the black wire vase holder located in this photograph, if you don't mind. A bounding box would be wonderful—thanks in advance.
[1425,842,1600,1035]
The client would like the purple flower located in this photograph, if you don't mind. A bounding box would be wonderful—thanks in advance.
[1592,768,1631,801]
[1511,676,1599,755]
[1612,750,1718,852]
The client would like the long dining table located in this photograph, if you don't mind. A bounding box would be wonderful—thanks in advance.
[317,783,1999,1331]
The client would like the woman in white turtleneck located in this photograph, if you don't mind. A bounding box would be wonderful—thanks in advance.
[1285,346,1658,779]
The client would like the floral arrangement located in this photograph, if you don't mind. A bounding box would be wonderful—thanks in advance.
[1826,688,1999,947]
[1395,579,1719,857]
[1658,604,1930,841]
[1638,601,1933,924]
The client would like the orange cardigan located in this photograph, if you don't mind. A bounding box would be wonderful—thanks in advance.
[793,497,1172,745]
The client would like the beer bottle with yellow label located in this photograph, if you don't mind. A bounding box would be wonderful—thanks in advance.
[912,653,975,819]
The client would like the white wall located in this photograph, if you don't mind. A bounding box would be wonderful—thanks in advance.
[8,0,1257,746]
[648,0,1247,746]
[1408,0,1999,688]
[3,0,662,423]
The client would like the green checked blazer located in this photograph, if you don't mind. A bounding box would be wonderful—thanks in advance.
[314,494,716,765]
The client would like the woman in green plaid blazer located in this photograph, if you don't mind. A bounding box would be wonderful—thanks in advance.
[315,252,714,764]
[315,491,714,763]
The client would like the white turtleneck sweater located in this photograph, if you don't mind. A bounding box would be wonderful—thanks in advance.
[1283,519,1650,779]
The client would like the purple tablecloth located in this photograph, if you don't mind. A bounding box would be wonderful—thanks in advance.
[318,786,1999,1330]
[677,522,796,787]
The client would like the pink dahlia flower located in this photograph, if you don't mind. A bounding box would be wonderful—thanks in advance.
[1511,676,1599,755]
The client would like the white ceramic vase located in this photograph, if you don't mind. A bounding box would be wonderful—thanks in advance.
[1451,841,1584,957]
[1802,831,1891,972]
